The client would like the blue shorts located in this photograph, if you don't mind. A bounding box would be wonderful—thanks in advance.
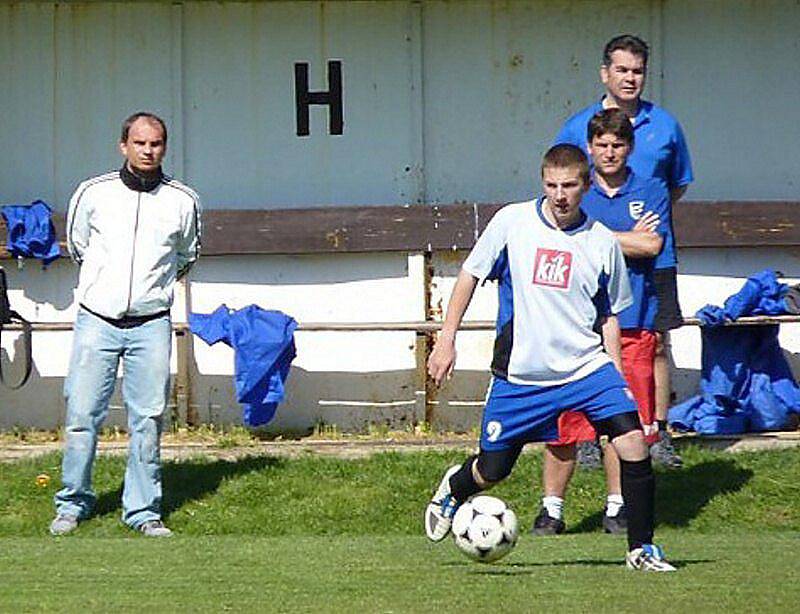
[479,363,637,451]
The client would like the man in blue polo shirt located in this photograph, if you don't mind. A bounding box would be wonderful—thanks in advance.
[554,33,692,468]
[532,109,668,536]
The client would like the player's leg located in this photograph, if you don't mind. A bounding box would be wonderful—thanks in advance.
[652,268,684,467]
[532,408,597,534]
[601,444,625,534]
[582,365,675,571]
[426,376,553,541]
[425,446,522,541]
[52,310,122,535]
[602,329,658,534]
[120,315,172,535]
[532,443,575,535]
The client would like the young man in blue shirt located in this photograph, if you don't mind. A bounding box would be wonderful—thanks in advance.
[554,34,692,468]
[533,109,669,536]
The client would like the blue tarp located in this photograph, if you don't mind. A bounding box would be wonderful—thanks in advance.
[669,270,800,434]
[189,304,297,427]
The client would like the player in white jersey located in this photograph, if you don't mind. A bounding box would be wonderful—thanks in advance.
[424,145,675,571]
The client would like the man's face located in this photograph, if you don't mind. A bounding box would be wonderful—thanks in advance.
[600,49,646,104]
[588,133,631,178]
[542,165,588,227]
[119,118,166,173]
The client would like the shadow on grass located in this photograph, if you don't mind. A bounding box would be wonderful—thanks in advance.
[461,557,715,575]
[93,455,285,519]
[570,458,753,533]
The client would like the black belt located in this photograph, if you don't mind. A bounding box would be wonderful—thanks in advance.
[80,304,170,329]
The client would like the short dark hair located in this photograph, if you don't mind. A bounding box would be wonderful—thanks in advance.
[587,109,635,145]
[120,112,168,144]
[603,34,649,67]
[541,144,590,185]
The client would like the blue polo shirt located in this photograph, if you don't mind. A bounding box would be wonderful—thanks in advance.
[581,170,669,331]
[555,98,692,269]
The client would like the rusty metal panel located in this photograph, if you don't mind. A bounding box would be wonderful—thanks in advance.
[0,3,56,205]
[662,0,800,199]
[51,2,176,209]
[421,0,653,204]
[181,1,421,208]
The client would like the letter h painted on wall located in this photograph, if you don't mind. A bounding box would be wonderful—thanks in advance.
[294,60,344,137]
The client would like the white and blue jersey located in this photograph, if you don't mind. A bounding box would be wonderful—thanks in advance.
[463,198,633,387]
[581,170,669,331]
[555,98,693,270]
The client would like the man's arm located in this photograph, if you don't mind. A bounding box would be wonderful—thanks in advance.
[427,269,479,386]
[600,314,623,373]
[670,185,687,205]
[176,196,201,279]
[65,183,90,264]
[613,211,664,258]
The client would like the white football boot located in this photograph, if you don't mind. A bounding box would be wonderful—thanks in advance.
[625,544,677,572]
[424,465,462,542]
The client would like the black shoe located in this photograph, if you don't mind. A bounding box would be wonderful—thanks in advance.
[531,507,565,536]
[576,441,603,469]
[651,431,683,468]
[602,506,627,535]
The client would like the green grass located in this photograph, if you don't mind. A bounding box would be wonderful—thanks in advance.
[1,445,799,612]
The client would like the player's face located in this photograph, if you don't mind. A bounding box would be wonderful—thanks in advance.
[601,50,646,104]
[589,133,631,178]
[119,118,166,173]
[542,165,588,228]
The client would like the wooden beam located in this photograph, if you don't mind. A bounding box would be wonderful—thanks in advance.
[672,201,800,247]
[1,200,798,258]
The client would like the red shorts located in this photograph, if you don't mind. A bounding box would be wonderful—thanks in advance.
[552,329,658,446]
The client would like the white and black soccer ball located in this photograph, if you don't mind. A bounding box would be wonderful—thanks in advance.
[451,495,519,563]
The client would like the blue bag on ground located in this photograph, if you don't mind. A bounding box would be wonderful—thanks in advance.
[1,201,61,264]
[669,270,800,434]
[189,304,298,427]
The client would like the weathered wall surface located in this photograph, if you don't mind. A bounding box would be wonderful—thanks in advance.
[1,1,799,430]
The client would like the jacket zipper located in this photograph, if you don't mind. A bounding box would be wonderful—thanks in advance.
[125,192,142,315]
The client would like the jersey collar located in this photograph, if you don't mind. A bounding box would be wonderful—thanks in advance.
[590,167,637,198]
[599,96,653,129]
[536,197,587,234]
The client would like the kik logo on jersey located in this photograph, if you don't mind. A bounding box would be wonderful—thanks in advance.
[533,248,572,289]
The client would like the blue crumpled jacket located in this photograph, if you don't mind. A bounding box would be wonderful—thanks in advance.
[669,270,800,434]
[1,200,61,264]
[189,304,297,427]
[694,269,788,326]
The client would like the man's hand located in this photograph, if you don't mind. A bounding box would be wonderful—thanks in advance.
[632,210,660,233]
[427,334,456,386]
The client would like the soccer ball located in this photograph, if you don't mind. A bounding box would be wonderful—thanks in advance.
[451,495,519,563]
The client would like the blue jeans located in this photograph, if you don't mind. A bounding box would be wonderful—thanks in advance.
[54,309,171,529]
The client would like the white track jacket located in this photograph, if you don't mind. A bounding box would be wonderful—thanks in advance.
[66,168,201,319]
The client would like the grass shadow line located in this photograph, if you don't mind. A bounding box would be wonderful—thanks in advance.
[570,458,753,533]
[93,454,285,519]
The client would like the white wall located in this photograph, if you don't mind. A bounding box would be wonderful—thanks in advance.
[1,1,799,430]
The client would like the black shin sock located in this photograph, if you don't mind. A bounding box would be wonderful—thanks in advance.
[448,456,483,503]
[620,457,655,550]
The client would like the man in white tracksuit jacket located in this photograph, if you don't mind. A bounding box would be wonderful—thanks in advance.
[50,112,201,537]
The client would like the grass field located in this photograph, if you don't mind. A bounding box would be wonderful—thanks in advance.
[1,444,799,612]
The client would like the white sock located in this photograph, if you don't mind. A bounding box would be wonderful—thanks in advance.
[542,496,564,520]
[606,494,624,517]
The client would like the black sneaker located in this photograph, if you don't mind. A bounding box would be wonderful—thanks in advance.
[576,441,602,469]
[530,507,565,536]
[602,505,627,535]
[651,431,683,468]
